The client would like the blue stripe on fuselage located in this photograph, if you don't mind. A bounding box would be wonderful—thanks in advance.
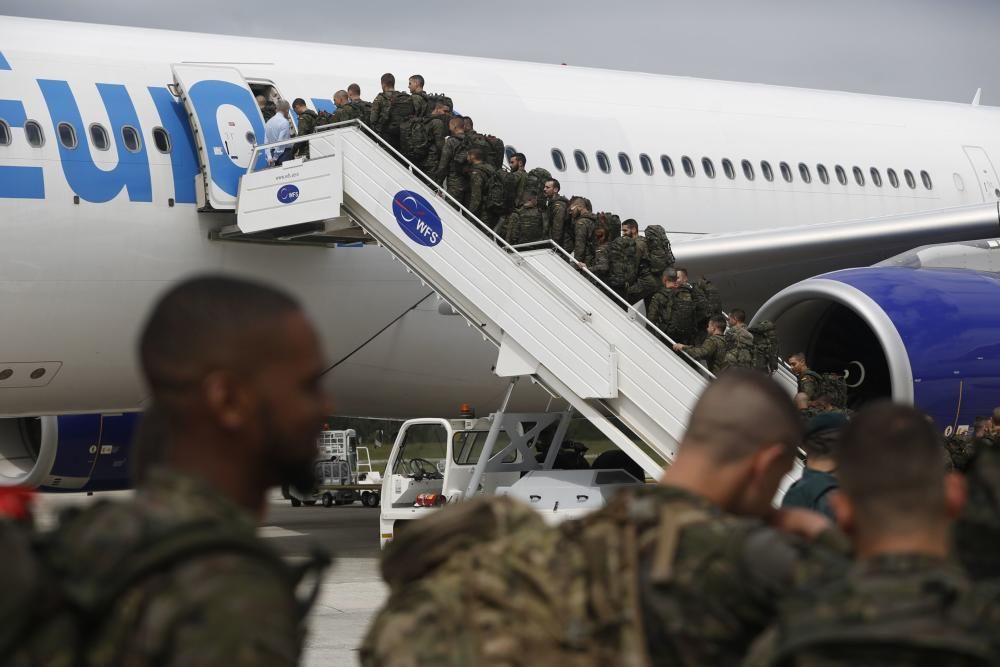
[0,52,10,70]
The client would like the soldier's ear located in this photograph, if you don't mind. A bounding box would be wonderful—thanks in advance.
[828,490,854,535]
[944,472,968,519]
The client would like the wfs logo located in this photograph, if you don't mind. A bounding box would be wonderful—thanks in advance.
[391,190,443,247]
[277,184,300,204]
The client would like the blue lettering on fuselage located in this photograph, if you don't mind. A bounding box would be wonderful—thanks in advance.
[0,52,45,199]
[38,79,152,203]
[0,52,10,70]
[185,79,267,196]
[148,86,199,204]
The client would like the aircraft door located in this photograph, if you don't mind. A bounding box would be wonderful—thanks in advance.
[962,146,1000,201]
[171,65,267,210]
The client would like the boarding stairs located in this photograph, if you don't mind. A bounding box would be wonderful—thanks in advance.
[222,122,798,479]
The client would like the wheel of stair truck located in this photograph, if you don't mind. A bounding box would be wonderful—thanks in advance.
[362,491,380,508]
[290,497,302,508]
[322,493,334,508]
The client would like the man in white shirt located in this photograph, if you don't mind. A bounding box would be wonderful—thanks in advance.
[264,100,294,166]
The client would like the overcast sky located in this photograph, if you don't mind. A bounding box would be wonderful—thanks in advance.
[3,0,998,105]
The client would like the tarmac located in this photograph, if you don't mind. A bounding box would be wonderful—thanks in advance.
[34,489,386,667]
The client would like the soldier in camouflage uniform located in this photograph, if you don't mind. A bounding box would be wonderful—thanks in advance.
[407,74,429,117]
[291,98,316,159]
[779,412,846,520]
[420,102,450,182]
[673,314,728,374]
[17,276,333,667]
[954,445,1000,580]
[502,191,546,245]
[347,83,372,124]
[329,90,360,124]
[466,148,500,227]
[363,370,842,667]
[745,402,996,667]
[436,117,469,201]
[569,197,598,265]
[505,153,528,216]
[648,268,698,345]
[586,226,610,280]
[542,178,571,250]
[788,352,820,400]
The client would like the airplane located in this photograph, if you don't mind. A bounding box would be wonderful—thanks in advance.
[1,15,998,491]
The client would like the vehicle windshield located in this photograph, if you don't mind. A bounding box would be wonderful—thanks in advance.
[392,423,448,475]
[452,430,517,465]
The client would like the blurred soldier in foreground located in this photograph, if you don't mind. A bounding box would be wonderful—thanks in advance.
[746,402,991,666]
[780,412,847,520]
[361,370,839,667]
[8,276,332,666]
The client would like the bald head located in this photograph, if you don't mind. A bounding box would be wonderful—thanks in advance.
[139,275,302,402]
[682,369,802,464]
[334,90,348,105]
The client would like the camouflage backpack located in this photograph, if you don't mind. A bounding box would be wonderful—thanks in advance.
[697,276,723,316]
[525,167,552,195]
[351,99,373,126]
[424,92,454,116]
[362,494,654,667]
[315,109,338,130]
[0,504,328,666]
[385,91,414,132]
[606,236,639,293]
[473,163,507,212]
[596,212,622,241]
[401,116,433,163]
[955,447,1000,580]
[644,225,675,275]
[748,320,780,374]
[482,134,506,168]
[721,326,755,371]
[806,370,848,408]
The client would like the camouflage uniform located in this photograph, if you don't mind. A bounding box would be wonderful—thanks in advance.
[411,90,429,118]
[468,162,499,227]
[589,243,610,279]
[798,372,820,400]
[681,332,727,374]
[573,212,598,265]
[437,133,467,201]
[369,91,394,136]
[39,468,318,666]
[648,286,698,345]
[545,195,571,250]
[421,115,448,181]
[350,99,373,126]
[505,201,545,246]
[506,169,528,214]
[955,447,1000,580]
[294,109,318,158]
[744,554,994,667]
[944,435,977,472]
[330,102,360,124]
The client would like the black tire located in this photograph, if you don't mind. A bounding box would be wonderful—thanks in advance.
[290,497,302,507]
[362,492,380,508]
[322,493,334,508]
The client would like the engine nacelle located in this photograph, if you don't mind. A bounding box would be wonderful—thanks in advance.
[0,413,139,491]
[754,266,1000,433]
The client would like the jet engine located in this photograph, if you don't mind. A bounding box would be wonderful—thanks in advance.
[0,413,138,491]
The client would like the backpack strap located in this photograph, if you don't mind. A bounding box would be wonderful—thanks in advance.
[649,503,712,583]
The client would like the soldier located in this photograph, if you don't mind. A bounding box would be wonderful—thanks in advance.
[408,74,429,117]
[362,370,836,667]
[568,197,598,265]
[587,226,610,280]
[787,352,820,400]
[466,147,501,227]
[370,72,411,150]
[347,82,372,123]
[420,102,450,181]
[745,402,991,667]
[722,308,756,371]
[505,152,528,215]
[780,413,846,519]
[954,446,1000,580]
[673,314,728,374]
[648,268,698,345]
[329,90,359,123]
[503,191,546,245]
[35,276,332,666]
[463,117,504,168]
[437,116,468,201]
[291,98,316,159]
[542,178,571,250]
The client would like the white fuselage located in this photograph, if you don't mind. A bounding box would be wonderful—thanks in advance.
[1,16,999,418]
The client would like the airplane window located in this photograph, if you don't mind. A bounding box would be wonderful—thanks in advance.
[574,149,589,172]
[887,168,899,188]
[761,160,774,182]
[742,159,755,181]
[870,168,883,187]
[639,153,653,175]
[835,165,847,185]
[661,155,675,176]
[817,164,829,185]
[780,161,793,182]
[89,124,110,151]
[24,121,44,148]
[904,169,916,189]
[702,157,716,179]
[153,127,172,154]
[921,170,933,190]
[596,151,611,173]
[682,156,695,177]
[121,126,141,153]
[722,158,735,180]
[0,120,10,146]
[798,163,811,184]
[551,148,566,172]
[57,122,78,149]
[853,166,865,186]
[618,152,633,175]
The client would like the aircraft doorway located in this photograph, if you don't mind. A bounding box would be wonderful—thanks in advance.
[963,145,1000,201]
